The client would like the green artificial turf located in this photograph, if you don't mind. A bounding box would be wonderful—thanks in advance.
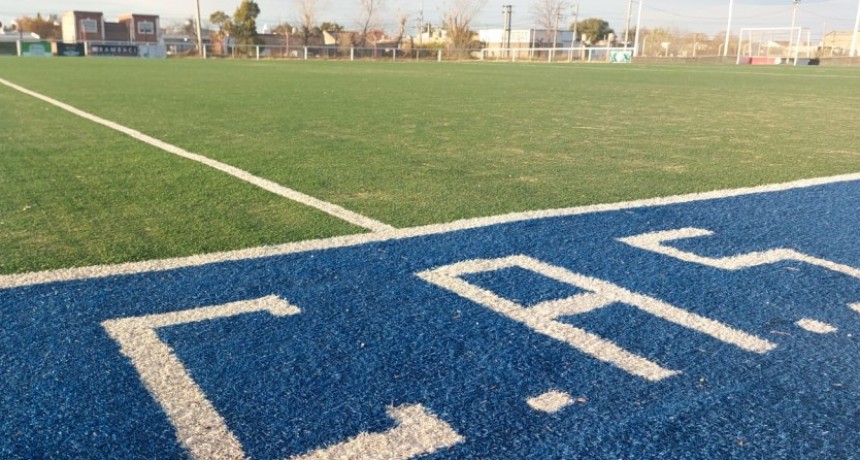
[0,86,361,274]
[2,58,859,273]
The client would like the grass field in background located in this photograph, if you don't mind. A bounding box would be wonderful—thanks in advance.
[1,58,859,274]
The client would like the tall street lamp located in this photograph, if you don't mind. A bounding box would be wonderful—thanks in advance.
[624,0,634,46]
[633,0,644,56]
[723,0,735,57]
[790,0,800,57]
[791,0,801,29]
[195,0,204,57]
[851,0,860,57]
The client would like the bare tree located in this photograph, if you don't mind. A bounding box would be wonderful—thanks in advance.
[443,0,487,50]
[295,0,318,46]
[394,12,408,47]
[358,0,384,47]
[532,0,566,46]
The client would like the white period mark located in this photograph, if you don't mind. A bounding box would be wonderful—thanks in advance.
[526,390,574,413]
[796,318,838,334]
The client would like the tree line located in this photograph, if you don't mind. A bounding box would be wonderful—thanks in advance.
[7,0,731,56]
[202,0,622,50]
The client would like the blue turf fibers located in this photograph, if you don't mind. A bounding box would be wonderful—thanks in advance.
[2,180,860,459]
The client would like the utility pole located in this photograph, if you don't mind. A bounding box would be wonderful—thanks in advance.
[624,0,634,46]
[789,0,800,57]
[502,5,512,50]
[553,5,562,48]
[791,0,800,29]
[723,0,734,57]
[195,0,204,57]
[571,4,579,44]
[633,0,644,56]
[851,0,860,57]
[418,0,424,46]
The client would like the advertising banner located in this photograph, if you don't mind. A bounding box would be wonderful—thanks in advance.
[54,42,85,57]
[89,44,139,57]
[21,41,52,57]
[610,49,633,63]
[138,43,167,59]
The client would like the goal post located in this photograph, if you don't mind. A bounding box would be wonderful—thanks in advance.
[736,27,811,65]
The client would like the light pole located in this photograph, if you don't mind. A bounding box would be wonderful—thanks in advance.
[791,0,800,29]
[624,0,634,46]
[195,0,204,57]
[418,0,424,47]
[790,0,800,57]
[502,5,512,51]
[723,0,734,57]
[851,0,860,57]
[11,20,22,56]
[633,0,644,56]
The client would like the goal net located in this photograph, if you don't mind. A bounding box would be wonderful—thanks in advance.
[736,27,812,65]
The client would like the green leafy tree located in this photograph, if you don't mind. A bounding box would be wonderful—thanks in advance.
[231,0,261,46]
[209,11,232,54]
[210,11,232,37]
[572,18,613,44]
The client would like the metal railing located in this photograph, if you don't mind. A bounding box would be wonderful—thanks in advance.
[197,44,482,62]
[191,44,634,63]
[480,46,636,63]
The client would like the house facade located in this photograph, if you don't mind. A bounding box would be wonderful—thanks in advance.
[479,29,575,51]
[62,11,160,44]
[821,31,858,56]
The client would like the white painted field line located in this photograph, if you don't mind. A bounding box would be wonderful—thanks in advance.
[2,170,859,291]
[0,78,394,234]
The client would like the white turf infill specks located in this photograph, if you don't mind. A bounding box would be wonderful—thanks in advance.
[1,169,860,290]
[0,78,394,234]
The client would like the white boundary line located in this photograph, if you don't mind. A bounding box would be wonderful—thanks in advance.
[2,171,859,290]
[0,78,394,233]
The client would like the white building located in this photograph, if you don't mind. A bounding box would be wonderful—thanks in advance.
[478,28,575,50]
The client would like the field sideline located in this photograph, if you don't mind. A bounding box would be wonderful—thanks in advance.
[1,58,859,275]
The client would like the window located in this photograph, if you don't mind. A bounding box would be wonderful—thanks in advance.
[138,21,154,35]
[81,18,98,33]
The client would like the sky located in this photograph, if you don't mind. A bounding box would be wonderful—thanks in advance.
[2,0,858,39]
